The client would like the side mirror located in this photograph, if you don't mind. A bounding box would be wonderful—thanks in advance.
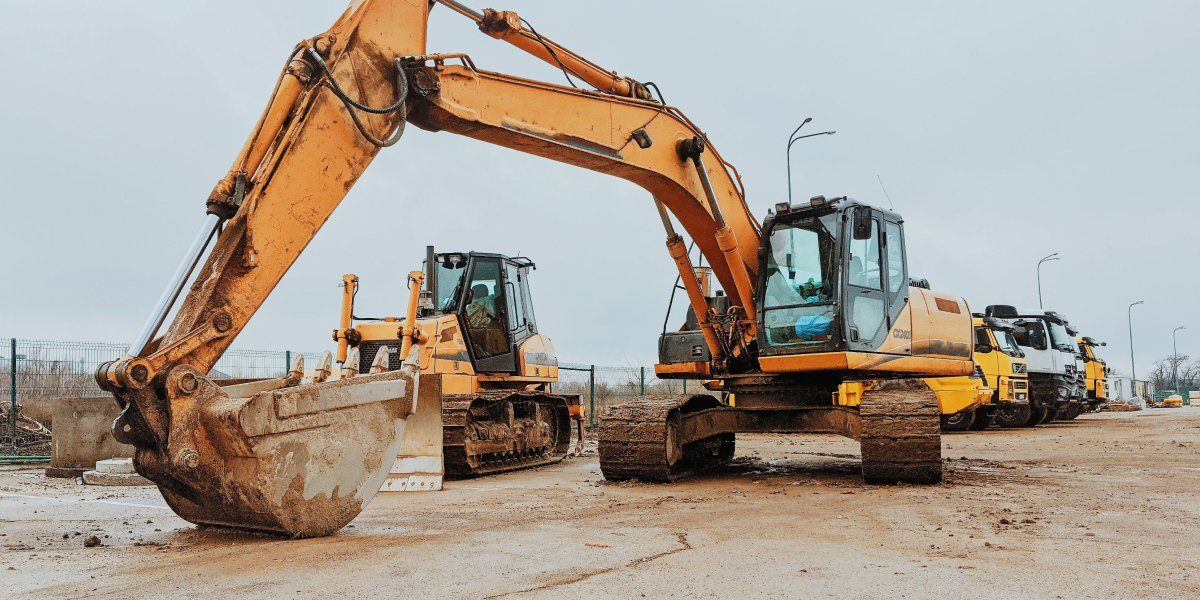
[852,206,873,240]
[975,343,993,354]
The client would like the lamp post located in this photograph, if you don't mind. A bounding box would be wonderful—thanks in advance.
[1173,326,1186,392]
[1037,253,1060,309]
[786,117,836,203]
[1128,300,1144,383]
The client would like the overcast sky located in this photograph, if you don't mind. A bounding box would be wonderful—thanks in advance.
[1,1,1197,374]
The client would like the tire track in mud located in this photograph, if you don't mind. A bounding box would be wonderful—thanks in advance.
[483,531,693,599]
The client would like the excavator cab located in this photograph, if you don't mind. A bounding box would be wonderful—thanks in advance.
[424,251,539,373]
[660,196,970,379]
[757,198,909,357]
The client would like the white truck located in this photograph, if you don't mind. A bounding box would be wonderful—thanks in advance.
[985,306,1080,425]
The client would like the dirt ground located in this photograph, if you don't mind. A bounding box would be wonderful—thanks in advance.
[2,408,1198,599]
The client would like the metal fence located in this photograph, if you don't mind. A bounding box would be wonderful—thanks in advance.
[0,337,327,456]
[0,337,683,455]
[551,363,700,426]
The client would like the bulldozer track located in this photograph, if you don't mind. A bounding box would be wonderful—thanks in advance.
[597,395,734,483]
[858,380,943,484]
[442,391,573,478]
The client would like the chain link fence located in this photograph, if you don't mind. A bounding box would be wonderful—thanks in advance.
[551,363,700,426]
[1,337,688,455]
[1,337,326,456]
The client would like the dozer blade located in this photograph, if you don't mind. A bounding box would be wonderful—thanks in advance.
[122,359,421,538]
[379,375,444,492]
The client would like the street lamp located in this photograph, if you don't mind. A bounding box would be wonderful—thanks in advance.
[1173,326,1186,392]
[786,117,836,203]
[1128,300,1144,383]
[1037,253,1061,309]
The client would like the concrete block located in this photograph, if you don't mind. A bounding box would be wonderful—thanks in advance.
[46,397,134,478]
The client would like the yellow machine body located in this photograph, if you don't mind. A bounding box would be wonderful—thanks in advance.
[1078,337,1109,402]
[760,287,973,378]
[975,317,1030,404]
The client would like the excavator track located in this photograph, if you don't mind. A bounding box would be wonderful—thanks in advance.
[858,380,943,484]
[442,391,573,478]
[597,395,734,483]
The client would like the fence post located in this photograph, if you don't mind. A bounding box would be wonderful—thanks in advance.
[639,366,645,395]
[683,379,687,394]
[9,338,16,453]
[285,350,292,375]
[588,364,596,427]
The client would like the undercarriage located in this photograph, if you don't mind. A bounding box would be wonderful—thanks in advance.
[442,391,576,477]
[598,379,941,485]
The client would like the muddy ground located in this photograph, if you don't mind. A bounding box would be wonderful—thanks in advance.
[2,408,1198,599]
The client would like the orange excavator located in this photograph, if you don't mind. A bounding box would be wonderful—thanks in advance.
[96,0,974,537]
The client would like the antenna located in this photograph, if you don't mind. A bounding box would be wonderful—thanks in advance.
[875,174,896,211]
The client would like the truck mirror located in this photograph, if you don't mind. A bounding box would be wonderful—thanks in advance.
[975,343,992,354]
[852,206,872,240]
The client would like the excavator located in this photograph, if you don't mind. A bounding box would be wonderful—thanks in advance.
[330,247,582,488]
[96,0,974,538]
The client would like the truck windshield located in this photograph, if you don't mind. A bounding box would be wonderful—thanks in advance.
[761,213,839,348]
[1048,322,1074,352]
[1011,320,1047,350]
[993,329,1023,357]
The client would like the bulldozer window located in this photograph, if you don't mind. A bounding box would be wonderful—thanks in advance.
[519,268,537,333]
[435,260,468,313]
[504,261,529,332]
[463,259,511,358]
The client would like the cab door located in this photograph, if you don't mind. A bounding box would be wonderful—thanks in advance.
[844,208,888,351]
[503,260,535,347]
[881,218,911,352]
[460,257,516,372]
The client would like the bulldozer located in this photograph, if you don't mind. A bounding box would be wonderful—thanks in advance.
[97,0,975,537]
[330,247,582,488]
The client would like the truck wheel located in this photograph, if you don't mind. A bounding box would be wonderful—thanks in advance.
[940,410,975,432]
[1025,405,1050,427]
[969,409,996,430]
[994,404,1031,428]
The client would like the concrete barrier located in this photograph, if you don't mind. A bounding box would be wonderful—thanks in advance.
[45,397,133,478]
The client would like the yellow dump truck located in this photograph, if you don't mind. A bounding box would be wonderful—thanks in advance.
[1077,336,1109,413]
[972,315,1032,428]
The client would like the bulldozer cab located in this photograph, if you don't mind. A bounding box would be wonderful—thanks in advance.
[756,198,908,356]
[426,250,538,373]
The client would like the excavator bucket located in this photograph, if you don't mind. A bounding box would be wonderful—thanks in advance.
[124,353,425,538]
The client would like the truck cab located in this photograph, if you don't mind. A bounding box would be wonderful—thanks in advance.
[986,305,1076,425]
[971,315,1031,427]
[1077,336,1109,412]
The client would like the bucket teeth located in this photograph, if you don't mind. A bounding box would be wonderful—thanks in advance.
[370,345,392,374]
[342,347,361,378]
[313,351,333,383]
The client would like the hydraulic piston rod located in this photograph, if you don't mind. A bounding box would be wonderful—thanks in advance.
[126,213,223,357]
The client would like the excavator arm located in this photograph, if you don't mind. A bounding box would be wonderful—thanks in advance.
[97,0,766,537]
[401,58,761,344]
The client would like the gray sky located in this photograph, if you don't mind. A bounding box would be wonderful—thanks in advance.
[1,1,1197,373]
